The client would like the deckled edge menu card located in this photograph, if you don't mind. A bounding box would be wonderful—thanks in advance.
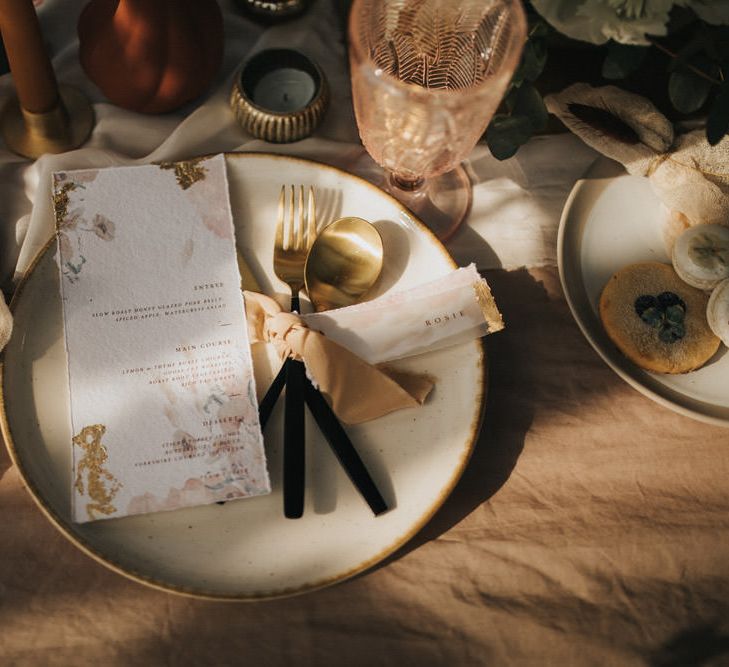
[54,155,270,523]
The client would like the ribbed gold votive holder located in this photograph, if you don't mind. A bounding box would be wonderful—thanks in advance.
[230,48,329,143]
[233,0,310,23]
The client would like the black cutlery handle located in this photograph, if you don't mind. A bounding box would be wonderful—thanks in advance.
[258,360,287,429]
[283,358,306,519]
[304,380,388,516]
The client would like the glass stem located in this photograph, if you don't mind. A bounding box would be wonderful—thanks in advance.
[389,173,425,193]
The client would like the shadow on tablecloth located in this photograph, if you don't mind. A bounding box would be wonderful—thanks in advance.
[374,265,593,567]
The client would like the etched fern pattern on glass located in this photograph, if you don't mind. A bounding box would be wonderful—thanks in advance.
[350,0,525,182]
[349,0,526,239]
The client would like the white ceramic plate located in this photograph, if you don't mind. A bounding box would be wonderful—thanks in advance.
[1,153,486,599]
[558,158,729,427]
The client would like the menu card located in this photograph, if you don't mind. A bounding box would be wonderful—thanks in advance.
[54,155,270,523]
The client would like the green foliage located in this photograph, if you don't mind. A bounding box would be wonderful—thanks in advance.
[668,68,711,113]
[486,3,729,160]
[657,21,726,141]
[602,43,648,79]
[707,81,729,145]
[486,115,533,160]
[485,18,549,161]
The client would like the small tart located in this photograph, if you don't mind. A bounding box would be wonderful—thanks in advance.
[672,223,729,290]
[707,278,729,347]
[599,262,720,374]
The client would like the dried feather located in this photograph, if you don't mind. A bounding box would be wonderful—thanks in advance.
[567,103,641,145]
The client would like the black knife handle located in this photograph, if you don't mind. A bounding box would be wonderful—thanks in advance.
[283,358,306,519]
[258,360,287,429]
[303,380,388,516]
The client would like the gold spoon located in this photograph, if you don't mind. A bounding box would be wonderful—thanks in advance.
[305,216,384,312]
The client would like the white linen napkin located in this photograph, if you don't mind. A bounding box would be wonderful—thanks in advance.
[545,83,729,229]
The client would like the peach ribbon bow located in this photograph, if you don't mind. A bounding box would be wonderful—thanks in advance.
[244,291,433,424]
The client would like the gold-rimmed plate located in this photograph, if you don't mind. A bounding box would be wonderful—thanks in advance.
[1,152,487,599]
[558,158,729,427]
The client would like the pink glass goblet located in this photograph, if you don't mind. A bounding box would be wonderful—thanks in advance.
[348,0,527,241]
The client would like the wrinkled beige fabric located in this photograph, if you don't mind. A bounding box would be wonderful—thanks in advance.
[3,268,729,667]
[244,291,433,424]
[3,2,729,663]
[545,83,729,227]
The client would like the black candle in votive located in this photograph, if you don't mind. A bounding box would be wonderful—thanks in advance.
[231,48,329,143]
[252,67,316,112]
[233,0,310,24]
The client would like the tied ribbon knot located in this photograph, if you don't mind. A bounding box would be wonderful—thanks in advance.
[244,291,433,424]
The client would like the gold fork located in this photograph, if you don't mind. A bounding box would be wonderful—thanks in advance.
[258,186,316,429]
[272,185,315,519]
[274,185,316,312]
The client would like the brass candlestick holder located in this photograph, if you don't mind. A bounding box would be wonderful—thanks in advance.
[1,84,94,159]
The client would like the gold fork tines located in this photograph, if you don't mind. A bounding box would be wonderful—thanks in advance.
[274,185,316,309]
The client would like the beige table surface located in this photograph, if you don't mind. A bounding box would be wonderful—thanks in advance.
[2,266,728,666]
[1,1,729,665]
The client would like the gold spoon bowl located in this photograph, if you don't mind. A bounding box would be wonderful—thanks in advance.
[305,216,384,312]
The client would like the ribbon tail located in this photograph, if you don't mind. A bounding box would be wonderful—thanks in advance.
[377,366,433,405]
[303,333,433,425]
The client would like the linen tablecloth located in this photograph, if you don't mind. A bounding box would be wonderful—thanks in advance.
[1,2,728,665]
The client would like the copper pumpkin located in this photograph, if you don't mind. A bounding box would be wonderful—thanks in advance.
[77,0,223,114]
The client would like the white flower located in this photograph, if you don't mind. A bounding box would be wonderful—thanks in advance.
[531,0,676,45]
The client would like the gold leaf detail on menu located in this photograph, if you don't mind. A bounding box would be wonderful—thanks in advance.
[53,182,78,228]
[72,424,122,520]
[158,157,208,190]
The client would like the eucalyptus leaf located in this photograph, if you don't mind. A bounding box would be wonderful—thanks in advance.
[669,31,709,72]
[503,85,520,114]
[513,83,549,132]
[707,81,729,145]
[602,43,648,80]
[510,67,525,89]
[520,38,547,83]
[486,115,534,160]
[669,69,711,113]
